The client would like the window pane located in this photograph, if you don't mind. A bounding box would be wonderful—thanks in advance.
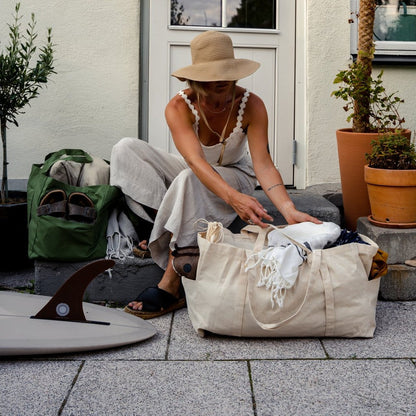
[375,1,416,42]
[170,0,276,29]
[227,0,276,29]
[170,0,221,27]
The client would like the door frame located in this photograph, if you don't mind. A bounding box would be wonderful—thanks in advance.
[139,0,307,189]
[294,0,307,189]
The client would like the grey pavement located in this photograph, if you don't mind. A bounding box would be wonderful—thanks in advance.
[1,301,415,416]
[1,183,415,415]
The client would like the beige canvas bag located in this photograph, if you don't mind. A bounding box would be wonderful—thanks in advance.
[182,223,381,338]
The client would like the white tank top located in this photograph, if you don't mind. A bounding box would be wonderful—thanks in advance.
[178,89,250,166]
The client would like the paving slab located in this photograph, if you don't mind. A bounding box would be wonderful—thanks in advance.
[322,301,416,359]
[51,311,172,361]
[61,360,254,416]
[0,360,82,416]
[251,359,416,416]
[168,309,326,360]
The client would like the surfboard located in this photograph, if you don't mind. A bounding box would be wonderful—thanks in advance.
[0,259,156,356]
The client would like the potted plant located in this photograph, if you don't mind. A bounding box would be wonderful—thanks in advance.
[365,132,416,227]
[331,0,410,230]
[0,3,55,270]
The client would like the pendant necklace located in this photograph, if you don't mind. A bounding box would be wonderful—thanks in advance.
[198,85,236,165]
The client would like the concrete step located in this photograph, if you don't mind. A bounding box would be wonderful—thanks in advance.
[357,217,416,301]
[378,264,416,301]
[34,189,341,303]
[34,257,164,305]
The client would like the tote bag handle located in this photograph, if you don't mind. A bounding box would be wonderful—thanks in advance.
[247,225,319,331]
[40,149,94,174]
[248,250,320,331]
[240,224,273,252]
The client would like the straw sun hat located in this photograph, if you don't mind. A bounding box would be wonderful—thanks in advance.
[171,31,260,82]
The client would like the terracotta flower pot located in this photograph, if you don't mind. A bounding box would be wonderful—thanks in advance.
[364,165,416,227]
[336,128,412,230]
[336,129,378,230]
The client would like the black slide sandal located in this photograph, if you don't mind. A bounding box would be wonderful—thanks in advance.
[124,286,186,319]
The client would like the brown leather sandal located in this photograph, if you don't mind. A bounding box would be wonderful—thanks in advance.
[67,192,97,223]
[37,189,67,218]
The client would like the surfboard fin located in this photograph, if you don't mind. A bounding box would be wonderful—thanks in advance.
[32,259,115,323]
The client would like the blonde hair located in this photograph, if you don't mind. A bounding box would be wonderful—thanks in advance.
[187,80,208,96]
[187,80,237,97]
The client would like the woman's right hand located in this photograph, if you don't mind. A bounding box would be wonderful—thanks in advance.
[228,191,273,228]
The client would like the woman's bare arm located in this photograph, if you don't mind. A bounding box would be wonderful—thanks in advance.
[165,95,272,224]
[246,94,321,225]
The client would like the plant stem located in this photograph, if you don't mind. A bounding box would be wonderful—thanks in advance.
[354,0,376,132]
[1,118,8,204]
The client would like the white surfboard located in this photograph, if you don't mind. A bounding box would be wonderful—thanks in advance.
[0,260,156,356]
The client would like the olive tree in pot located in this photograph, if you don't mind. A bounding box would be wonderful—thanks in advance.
[331,0,410,230]
[365,133,416,228]
[0,3,55,270]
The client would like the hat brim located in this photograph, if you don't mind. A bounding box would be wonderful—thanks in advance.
[171,58,260,82]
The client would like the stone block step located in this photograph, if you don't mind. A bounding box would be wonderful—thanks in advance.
[357,217,416,301]
[357,217,416,264]
[379,264,416,301]
[34,189,341,303]
[35,257,164,305]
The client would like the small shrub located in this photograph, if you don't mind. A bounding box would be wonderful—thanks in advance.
[366,133,416,170]
[332,62,405,133]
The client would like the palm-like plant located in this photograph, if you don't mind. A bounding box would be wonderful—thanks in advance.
[0,3,55,204]
[354,0,376,132]
[332,0,404,133]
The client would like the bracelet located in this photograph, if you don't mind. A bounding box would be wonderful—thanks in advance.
[267,183,284,192]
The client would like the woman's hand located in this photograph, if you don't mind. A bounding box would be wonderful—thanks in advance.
[278,200,322,225]
[228,191,273,228]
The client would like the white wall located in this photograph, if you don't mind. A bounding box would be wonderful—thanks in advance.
[2,0,415,187]
[0,0,139,180]
[305,0,416,186]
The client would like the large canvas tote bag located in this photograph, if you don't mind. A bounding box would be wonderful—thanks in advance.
[182,224,381,338]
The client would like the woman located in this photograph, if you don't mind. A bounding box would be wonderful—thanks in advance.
[111,30,320,319]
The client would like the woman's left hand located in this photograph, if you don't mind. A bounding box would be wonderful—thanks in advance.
[279,201,322,225]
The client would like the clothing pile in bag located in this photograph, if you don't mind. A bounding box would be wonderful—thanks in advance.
[245,222,385,309]
[245,222,341,308]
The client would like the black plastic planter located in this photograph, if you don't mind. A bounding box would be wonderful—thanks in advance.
[0,191,33,271]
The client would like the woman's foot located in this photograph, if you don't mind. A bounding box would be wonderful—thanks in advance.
[133,240,151,258]
[124,286,185,319]
[125,253,185,318]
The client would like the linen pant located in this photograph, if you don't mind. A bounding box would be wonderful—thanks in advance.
[110,137,257,269]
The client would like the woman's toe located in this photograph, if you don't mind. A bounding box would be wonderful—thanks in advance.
[139,240,148,250]
[128,301,143,310]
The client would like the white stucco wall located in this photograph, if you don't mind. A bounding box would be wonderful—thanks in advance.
[1,1,415,187]
[305,0,416,186]
[0,0,139,180]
